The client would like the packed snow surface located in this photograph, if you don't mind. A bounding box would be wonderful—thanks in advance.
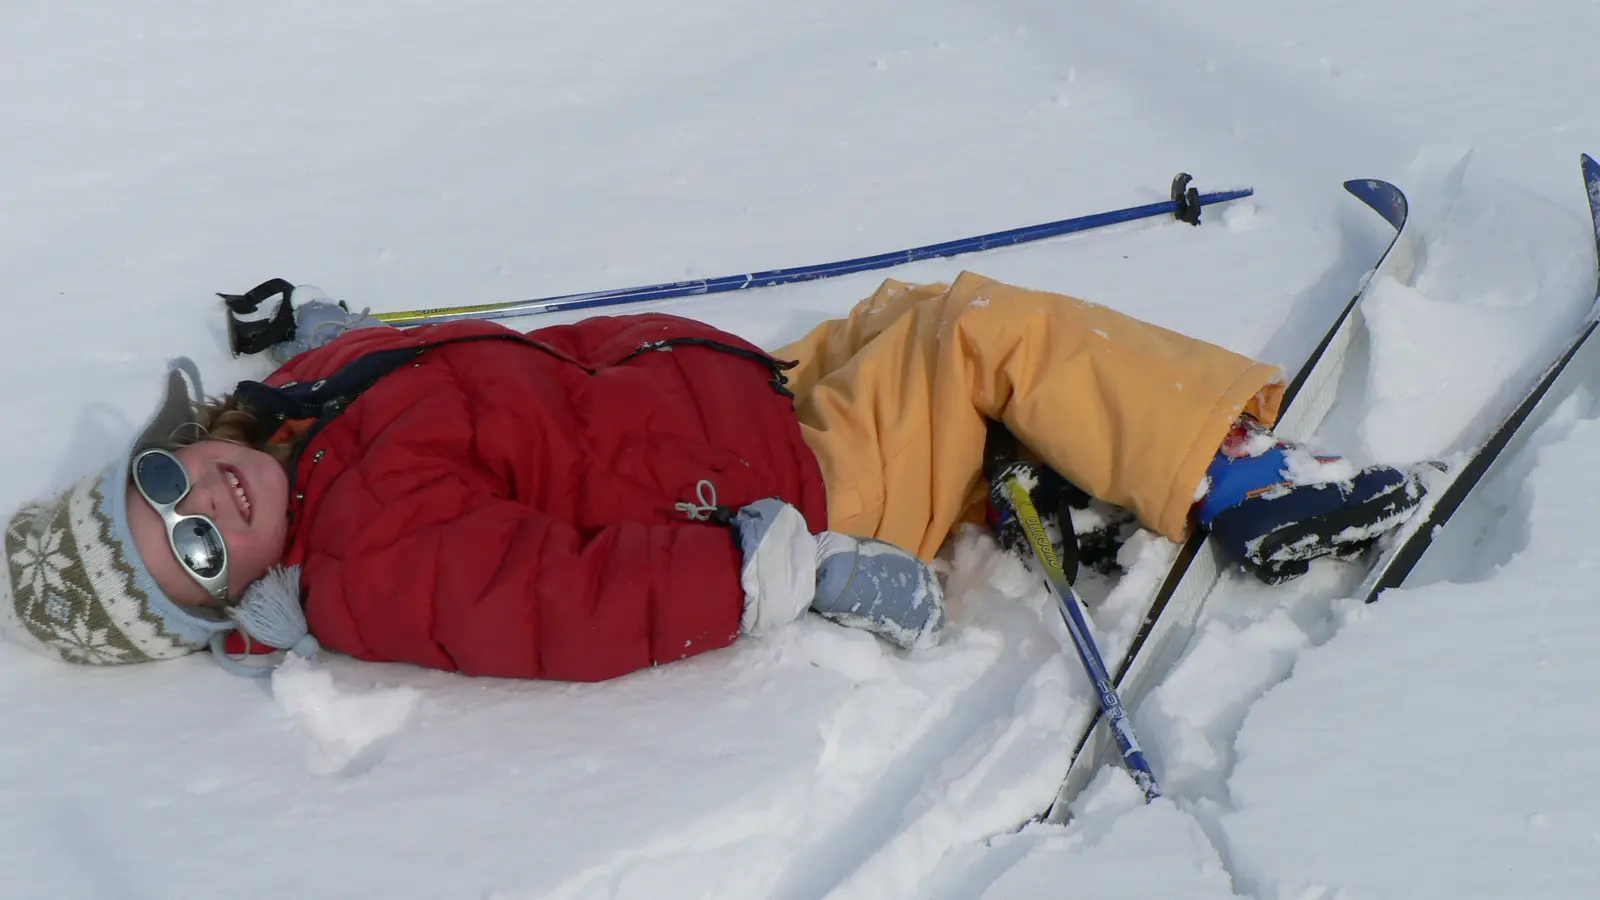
[2,1,1599,897]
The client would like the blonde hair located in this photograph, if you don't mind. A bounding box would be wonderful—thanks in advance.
[177,395,296,468]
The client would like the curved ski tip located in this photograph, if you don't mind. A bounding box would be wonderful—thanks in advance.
[1343,178,1409,232]
[1585,153,1599,253]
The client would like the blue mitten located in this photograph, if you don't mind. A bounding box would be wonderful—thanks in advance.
[268,286,389,365]
[811,532,945,650]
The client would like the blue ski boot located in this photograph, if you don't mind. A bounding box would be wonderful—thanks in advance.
[1198,419,1425,584]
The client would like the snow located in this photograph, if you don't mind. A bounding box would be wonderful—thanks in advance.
[1359,158,1598,463]
[1219,410,1600,899]
[975,803,1238,900]
[1279,444,1356,484]
[272,652,421,776]
[3,1,1600,897]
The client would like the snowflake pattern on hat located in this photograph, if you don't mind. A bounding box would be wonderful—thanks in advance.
[3,476,195,665]
[0,359,242,667]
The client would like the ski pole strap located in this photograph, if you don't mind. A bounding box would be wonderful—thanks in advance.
[1171,173,1203,225]
[219,278,299,357]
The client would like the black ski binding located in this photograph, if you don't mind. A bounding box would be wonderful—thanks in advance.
[220,277,298,357]
[1171,173,1203,225]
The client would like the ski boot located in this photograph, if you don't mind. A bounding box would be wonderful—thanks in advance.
[1198,418,1426,584]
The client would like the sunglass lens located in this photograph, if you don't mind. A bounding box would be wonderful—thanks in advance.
[134,452,189,505]
[172,519,226,579]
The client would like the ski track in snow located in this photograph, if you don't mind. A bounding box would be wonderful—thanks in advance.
[4,1,1600,897]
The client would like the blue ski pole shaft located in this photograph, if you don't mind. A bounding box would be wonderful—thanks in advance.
[378,181,1252,326]
[997,474,1161,803]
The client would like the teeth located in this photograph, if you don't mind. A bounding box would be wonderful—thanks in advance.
[225,470,250,517]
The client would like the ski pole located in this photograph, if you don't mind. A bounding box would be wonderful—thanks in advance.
[374,174,1250,326]
[994,466,1161,803]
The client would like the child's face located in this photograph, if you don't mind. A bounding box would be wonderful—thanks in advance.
[125,439,290,608]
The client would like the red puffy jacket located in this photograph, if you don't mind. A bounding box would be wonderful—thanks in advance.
[256,314,828,680]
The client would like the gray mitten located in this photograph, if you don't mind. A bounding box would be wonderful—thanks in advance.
[268,286,388,365]
[811,532,945,650]
[729,499,945,650]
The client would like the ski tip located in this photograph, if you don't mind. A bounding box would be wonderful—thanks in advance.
[1584,152,1599,210]
[1343,179,1408,232]
[1585,154,1600,257]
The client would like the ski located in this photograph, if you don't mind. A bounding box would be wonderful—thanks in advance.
[1043,177,1418,821]
[1358,152,1600,603]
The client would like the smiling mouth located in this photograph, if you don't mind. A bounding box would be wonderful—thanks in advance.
[222,466,252,524]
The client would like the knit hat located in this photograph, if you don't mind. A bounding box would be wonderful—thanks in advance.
[0,359,236,665]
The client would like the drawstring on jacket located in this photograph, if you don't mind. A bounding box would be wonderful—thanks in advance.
[675,479,720,521]
[675,479,735,526]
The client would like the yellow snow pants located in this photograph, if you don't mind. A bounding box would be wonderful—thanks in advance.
[774,271,1286,560]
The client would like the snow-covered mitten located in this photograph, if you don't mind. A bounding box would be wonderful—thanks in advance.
[1198,417,1426,584]
[810,533,945,650]
[221,279,387,359]
[268,286,388,365]
[269,288,388,365]
[730,498,817,636]
[730,499,946,649]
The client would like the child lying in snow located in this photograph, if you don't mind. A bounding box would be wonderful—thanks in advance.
[0,274,1425,678]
